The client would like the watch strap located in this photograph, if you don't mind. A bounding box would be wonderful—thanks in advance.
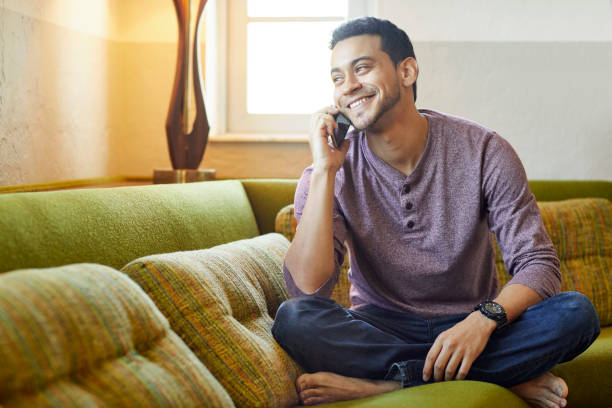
[474,301,507,329]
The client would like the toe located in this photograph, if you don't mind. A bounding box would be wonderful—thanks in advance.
[297,373,314,392]
[544,373,568,398]
[539,389,567,408]
[303,396,325,406]
[300,388,322,401]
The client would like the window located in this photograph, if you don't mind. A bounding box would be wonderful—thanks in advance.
[205,0,373,137]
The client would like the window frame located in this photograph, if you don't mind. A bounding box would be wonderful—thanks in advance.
[205,0,376,138]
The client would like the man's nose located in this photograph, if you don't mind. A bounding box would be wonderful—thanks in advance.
[341,73,361,95]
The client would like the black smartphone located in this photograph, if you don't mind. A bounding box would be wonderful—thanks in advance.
[332,113,352,148]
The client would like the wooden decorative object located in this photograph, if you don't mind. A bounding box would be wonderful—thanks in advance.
[156,0,214,184]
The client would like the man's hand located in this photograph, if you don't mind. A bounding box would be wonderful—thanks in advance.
[309,106,351,174]
[422,311,497,382]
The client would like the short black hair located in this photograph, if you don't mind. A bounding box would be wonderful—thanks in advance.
[330,17,417,101]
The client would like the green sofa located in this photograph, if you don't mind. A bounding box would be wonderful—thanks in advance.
[0,179,609,407]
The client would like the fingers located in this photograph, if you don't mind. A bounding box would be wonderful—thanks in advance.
[339,138,351,153]
[444,352,463,381]
[310,106,340,139]
[423,341,441,382]
[424,337,477,382]
[307,106,351,172]
[455,356,473,381]
[424,337,456,382]
[433,346,452,382]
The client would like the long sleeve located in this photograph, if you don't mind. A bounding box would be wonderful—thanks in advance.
[282,167,349,298]
[483,135,561,299]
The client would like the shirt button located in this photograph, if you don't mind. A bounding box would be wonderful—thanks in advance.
[403,184,411,194]
[407,220,415,229]
[406,202,413,210]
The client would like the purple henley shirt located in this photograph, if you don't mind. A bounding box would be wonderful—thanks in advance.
[284,109,561,318]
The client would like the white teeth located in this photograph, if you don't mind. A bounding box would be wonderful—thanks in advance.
[349,96,370,109]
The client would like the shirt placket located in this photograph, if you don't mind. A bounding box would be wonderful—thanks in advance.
[401,182,416,231]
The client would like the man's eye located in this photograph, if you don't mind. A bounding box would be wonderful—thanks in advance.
[332,76,343,84]
[355,65,368,73]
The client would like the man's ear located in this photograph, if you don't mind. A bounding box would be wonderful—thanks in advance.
[398,57,418,88]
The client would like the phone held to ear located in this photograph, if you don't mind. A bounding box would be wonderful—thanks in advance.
[332,113,352,148]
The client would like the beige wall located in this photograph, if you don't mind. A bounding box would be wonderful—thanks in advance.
[0,1,113,185]
[378,0,612,181]
[0,0,306,186]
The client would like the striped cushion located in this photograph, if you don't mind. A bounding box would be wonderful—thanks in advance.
[275,204,352,308]
[495,198,612,326]
[274,204,298,242]
[122,233,301,408]
[0,264,233,407]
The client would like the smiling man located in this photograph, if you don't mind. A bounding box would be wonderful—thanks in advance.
[271,17,600,408]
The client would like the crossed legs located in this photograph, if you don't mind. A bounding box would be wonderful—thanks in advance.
[272,292,600,406]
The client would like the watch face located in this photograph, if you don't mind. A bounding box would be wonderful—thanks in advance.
[484,302,503,314]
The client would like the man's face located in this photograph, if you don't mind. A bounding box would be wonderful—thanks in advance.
[331,34,401,131]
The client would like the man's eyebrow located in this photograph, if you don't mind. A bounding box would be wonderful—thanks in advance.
[331,56,375,75]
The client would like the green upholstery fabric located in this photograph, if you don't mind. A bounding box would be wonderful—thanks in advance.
[0,264,234,407]
[122,233,302,408]
[275,204,352,308]
[551,326,612,408]
[495,198,612,325]
[528,180,612,202]
[316,381,529,408]
[241,179,298,234]
[0,180,259,274]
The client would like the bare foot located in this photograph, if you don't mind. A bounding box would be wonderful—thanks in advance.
[295,372,401,406]
[510,372,569,408]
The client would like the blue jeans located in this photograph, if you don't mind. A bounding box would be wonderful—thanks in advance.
[271,292,600,388]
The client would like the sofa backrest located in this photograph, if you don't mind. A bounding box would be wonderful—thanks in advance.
[240,179,298,234]
[528,180,612,202]
[0,180,259,274]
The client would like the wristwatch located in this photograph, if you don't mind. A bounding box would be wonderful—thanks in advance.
[474,301,507,329]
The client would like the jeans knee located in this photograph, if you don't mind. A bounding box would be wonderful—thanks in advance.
[272,296,337,344]
[556,291,600,338]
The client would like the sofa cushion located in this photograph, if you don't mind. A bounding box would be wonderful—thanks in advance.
[315,380,529,408]
[0,264,233,407]
[122,233,301,408]
[0,180,259,274]
[495,198,612,326]
[275,204,352,308]
[550,326,612,408]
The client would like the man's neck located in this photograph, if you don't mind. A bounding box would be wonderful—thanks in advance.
[365,104,429,177]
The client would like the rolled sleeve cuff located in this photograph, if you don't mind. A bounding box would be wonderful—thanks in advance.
[505,263,562,299]
[282,261,339,299]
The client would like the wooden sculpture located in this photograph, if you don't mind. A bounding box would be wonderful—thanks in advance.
[156,0,214,183]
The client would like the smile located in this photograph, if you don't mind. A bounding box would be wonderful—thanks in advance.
[349,95,373,110]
